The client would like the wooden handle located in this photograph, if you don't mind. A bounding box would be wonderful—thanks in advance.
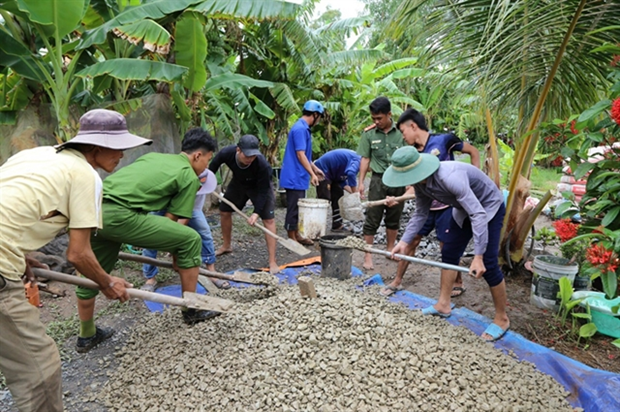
[364,193,416,208]
[31,268,189,307]
[213,192,280,241]
[117,252,238,282]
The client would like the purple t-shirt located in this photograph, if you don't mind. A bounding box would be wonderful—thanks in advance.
[402,162,503,255]
[422,133,464,210]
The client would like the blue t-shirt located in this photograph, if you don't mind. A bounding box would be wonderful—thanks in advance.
[314,149,361,188]
[280,118,312,190]
[423,133,464,160]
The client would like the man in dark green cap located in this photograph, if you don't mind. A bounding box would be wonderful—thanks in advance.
[384,146,510,342]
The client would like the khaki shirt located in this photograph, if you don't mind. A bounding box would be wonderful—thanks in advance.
[0,147,102,280]
[356,122,403,174]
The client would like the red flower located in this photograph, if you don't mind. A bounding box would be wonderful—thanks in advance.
[586,244,613,266]
[553,218,579,242]
[570,120,578,135]
[612,54,620,67]
[612,97,620,126]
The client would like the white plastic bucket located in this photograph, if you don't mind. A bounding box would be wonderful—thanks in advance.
[298,198,329,239]
[530,255,579,311]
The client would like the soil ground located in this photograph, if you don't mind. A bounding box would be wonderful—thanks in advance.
[0,204,618,411]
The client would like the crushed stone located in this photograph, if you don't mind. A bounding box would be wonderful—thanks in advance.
[98,276,572,412]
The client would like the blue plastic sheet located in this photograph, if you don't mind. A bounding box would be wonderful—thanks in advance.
[144,264,620,411]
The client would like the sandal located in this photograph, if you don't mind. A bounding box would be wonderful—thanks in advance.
[380,285,403,297]
[212,279,231,289]
[140,282,157,292]
[451,286,466,297]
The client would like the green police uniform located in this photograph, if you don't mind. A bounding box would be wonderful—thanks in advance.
[76,153,202,300]
[356,122,406,235]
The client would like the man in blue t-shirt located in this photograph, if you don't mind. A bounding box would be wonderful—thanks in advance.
[314,149,361,231]
[381,108,481,297]
[280,100,326,245]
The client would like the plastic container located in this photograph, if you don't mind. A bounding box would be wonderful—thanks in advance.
[530,255,579,311]
[319,235,352,280]
[298,198,329,239]
[573,291,620,338]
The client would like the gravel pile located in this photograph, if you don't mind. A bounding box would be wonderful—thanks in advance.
[97,276,573,412]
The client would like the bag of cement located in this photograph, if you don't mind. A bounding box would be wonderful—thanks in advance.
[339,191,365,221]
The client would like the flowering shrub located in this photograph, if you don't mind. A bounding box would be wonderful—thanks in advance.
[553,219,579,242]
[612,97,620,126]
[537,117,581,168]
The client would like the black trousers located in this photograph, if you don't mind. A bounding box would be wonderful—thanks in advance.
[284,189,306,231]
[316,180,344,229]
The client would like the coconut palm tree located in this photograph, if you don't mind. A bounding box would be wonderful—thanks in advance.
[386,0,620,268]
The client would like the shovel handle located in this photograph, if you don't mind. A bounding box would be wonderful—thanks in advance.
[213,192,280,241]
[117,252,240,283]
[363,247,470,274]
[364,194,416,208]
[31,268,189,307]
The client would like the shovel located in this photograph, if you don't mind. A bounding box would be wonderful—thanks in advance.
[360,246,471,274]
[31,268,234,313]
[213,192,312,256]
[117,252,265,285]
[339,192,416,222]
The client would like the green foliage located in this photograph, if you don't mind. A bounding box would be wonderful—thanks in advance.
[533,227,557,253]
[612,338,620,349]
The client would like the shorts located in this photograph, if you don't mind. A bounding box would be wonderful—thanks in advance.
[219,180,276,221]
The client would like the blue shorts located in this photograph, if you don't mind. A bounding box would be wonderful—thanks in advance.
[441,203,506,287]
[418,207,452,242]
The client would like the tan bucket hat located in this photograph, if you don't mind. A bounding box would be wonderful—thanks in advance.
[55,109,152,150]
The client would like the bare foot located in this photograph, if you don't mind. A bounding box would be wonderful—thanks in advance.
[145,278,157,286]
[363,255,374,270]
[215,246,232,256]
[269,263,281,274]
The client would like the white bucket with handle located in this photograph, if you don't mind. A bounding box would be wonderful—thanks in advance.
[298,198,329,239]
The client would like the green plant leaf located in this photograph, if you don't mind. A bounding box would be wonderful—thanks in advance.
[190,0,298,20]
[0,30,47,81]
[558,276,573,306]
[174,13,207,92]
[601,272,618,300]
[75,59,187,82]
[612,338,620,349]
[204,73,273,91]
[113,20,171,54]
[578,323,597,338]
[16,0,86,38]
[573,162,596,180]
[601,206,620,228]
[249,93,275,119]
[571,312,591,320]
[577,99,612,124]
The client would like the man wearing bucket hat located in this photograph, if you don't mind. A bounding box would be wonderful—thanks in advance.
[0,109,151,411]
[141,167,225,290]
[75,127,219,352]
[356,97,406,270]
[209,134,280,274]
[381,108,481,297]
[280,100,326,246]
[384,146,510,342]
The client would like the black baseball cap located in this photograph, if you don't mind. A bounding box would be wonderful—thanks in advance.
[237,134,261,156]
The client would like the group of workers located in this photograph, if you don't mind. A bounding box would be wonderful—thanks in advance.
[0,96,509,411]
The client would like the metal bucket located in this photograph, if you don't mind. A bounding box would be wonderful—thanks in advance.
[319,235,352,280]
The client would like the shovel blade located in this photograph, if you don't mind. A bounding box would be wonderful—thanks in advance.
[279,237,312,255]
[182,292,234,313]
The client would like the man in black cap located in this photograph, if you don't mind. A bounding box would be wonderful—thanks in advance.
[209,135,280,274]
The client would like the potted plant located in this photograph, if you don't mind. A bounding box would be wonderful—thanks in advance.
[552,218,591,290]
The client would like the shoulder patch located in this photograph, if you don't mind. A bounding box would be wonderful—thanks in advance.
[363,124,377,132]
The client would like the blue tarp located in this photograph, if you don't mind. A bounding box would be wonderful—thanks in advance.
[144,263,620,412]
